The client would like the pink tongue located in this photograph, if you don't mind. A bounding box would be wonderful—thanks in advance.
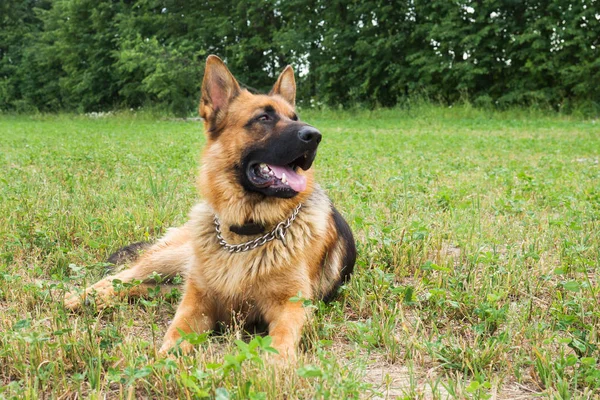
[268,164,307,192]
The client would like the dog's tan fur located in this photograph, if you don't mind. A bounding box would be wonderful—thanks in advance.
[65,55,354,360]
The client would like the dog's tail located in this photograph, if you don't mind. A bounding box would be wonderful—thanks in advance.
[107,241,153,266]
[103,226,192,283]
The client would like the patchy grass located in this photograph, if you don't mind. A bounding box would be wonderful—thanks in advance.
[0,106,599,399]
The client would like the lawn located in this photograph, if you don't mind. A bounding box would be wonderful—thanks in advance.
[0,107,599,399]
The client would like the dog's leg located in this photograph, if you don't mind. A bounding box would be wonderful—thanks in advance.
[263,294,312,361]
[64,275,181,310]
[159,281,215,355]
[115,282,180,300]
[64,227,193,310]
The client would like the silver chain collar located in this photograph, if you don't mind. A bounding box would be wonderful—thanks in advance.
[213,204,302,253]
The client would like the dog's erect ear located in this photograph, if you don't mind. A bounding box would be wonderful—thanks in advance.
[269,65,296,107]
[200,55,241,121]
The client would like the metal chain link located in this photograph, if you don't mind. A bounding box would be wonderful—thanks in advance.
[214,204,302,253]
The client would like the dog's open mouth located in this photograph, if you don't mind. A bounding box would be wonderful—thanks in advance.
[247,153,313,193]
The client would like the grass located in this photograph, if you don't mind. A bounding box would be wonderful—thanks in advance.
[0,106,599,399]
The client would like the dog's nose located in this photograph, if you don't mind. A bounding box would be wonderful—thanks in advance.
[298,126,322,145]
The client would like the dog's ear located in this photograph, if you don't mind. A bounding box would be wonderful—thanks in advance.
[200,55,241,121]
[269,65,296,107]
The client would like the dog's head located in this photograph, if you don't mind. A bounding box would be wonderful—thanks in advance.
[197,55,321,214]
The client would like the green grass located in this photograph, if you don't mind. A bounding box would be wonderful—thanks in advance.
[1,106,599,399]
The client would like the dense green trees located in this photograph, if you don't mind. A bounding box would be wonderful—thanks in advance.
[1,0,599,115]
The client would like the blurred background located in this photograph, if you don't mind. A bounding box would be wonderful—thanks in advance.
[1,0,599,116]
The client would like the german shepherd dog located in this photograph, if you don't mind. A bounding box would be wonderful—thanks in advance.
[65,55,355,360]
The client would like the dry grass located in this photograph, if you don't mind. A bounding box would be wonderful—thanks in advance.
[1,107,599,399]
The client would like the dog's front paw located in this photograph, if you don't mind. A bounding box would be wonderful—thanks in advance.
[158,338,194,357]
[270,344,298,364]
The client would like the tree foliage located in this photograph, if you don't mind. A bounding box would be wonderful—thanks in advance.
[1,0,599,115]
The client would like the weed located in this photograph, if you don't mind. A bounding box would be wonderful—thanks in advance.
[1,107,599,397]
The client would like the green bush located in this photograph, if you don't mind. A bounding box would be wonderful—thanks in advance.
[1,0,598,116]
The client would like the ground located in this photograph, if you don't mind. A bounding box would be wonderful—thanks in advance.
[0,106,599,399]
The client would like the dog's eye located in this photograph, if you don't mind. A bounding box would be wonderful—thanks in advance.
[257,114,271,122]
[291,113,298,121]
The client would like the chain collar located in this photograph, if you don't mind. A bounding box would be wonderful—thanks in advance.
[214,204,302,253]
